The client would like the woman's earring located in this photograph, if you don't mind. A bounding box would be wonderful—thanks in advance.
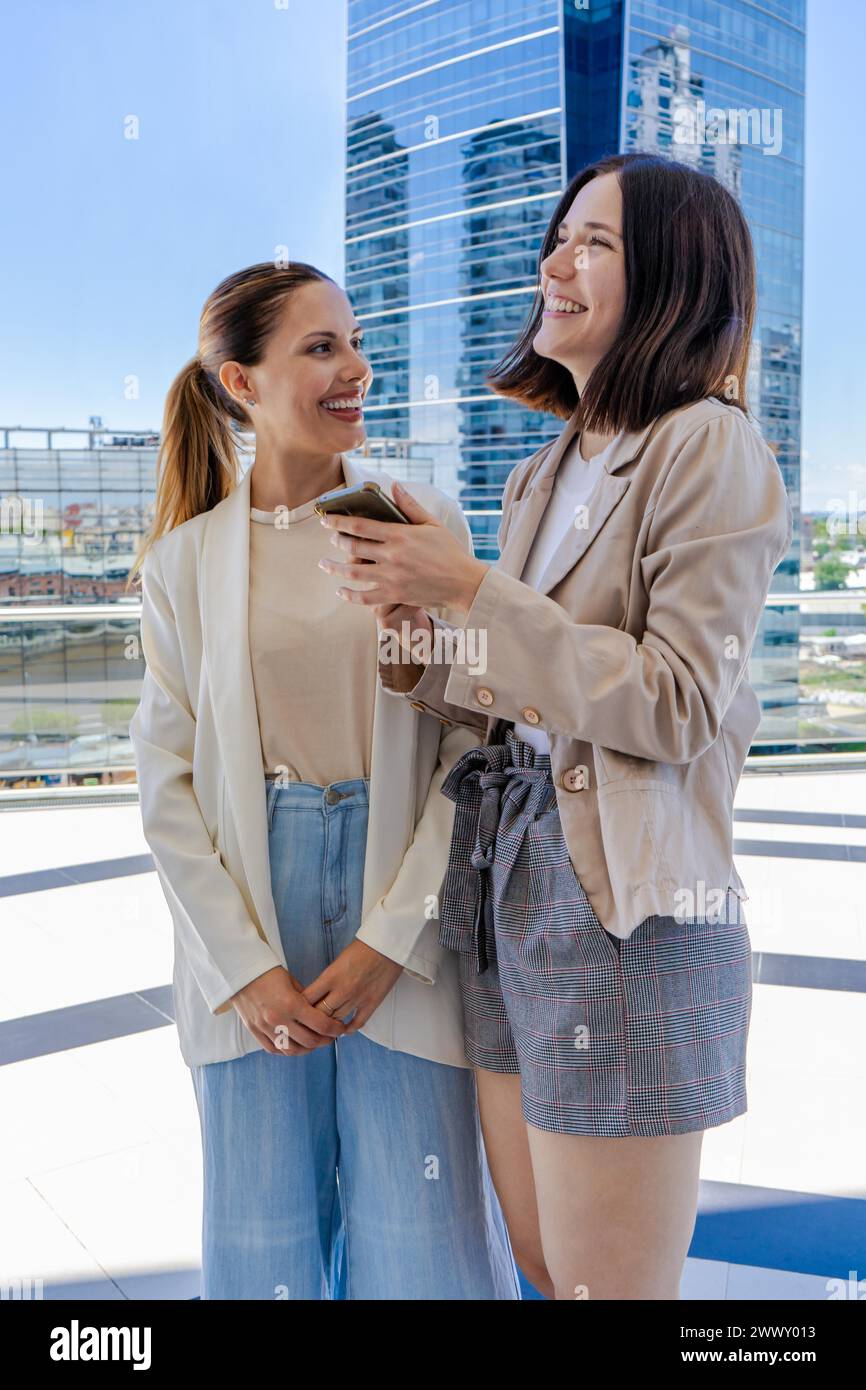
[246,400,256,407]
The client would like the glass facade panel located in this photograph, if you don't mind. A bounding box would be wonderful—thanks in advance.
[618,0,805,742]
[0,442,152,785]
[0,613,143,784]
[0,446,156,605]
[346,0,565,549]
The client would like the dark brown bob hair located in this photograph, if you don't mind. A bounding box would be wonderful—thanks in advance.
[486,151,756,430]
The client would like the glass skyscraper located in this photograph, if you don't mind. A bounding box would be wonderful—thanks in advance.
[345,0,805,744]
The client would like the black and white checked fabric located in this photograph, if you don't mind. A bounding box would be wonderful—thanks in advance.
[439,728,753,1137]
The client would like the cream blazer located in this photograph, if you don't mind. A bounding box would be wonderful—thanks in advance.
[129,457,482,1069]
[381,397,794,937]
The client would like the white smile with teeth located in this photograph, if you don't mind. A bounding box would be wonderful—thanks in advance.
[321,397,363,410]
[545,296,586,313]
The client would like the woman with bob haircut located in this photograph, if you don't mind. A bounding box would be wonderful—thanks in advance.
[317,152,793,1300]
[127,262,520,1300]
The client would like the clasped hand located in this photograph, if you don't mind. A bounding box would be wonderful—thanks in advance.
[230,940,405,1056]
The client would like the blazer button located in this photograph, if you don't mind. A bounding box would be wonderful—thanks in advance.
[561,766,587,792]
[409,701,425,711]
[475,687,495,707]
[520,706,541,725]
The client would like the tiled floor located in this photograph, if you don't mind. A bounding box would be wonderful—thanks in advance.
[1,770,864,1301]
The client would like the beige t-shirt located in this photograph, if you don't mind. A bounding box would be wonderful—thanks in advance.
[248,489,378,784]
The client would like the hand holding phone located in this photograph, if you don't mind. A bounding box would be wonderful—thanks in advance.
[314,480,410,525]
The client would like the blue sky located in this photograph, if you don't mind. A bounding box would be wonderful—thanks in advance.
[0,0,860,511]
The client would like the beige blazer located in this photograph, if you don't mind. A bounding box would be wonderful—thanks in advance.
[380,397,793,936]
[129,457,483,1070]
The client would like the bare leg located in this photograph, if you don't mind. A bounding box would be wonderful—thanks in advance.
[526,1127,705,1300]
[474,1070,555,1299]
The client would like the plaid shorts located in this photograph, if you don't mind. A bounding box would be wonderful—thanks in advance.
[438,728,753,1137]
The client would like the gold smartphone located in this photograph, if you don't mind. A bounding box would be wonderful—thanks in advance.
[314,480,410,524]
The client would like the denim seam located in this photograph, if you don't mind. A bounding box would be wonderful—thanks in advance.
[320,808,333,947]
[333,806,348,925]
[266,779,280,832]
[324,802,353,927]
[337,1112,353,1300]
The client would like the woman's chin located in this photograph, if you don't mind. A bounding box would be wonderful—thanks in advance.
[323,418,367,448]
[532,327,559,362]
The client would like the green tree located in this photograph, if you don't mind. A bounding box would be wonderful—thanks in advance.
[101,700,139,734]
[814,557,852,591]
[11,709,81,735]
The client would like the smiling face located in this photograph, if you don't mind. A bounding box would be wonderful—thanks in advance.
[219,278,373,455]
[533,171,627,388]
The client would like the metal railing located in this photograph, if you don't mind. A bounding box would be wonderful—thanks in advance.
[0,425,161,450]
[3,587,864,625]
[2,516,865,785]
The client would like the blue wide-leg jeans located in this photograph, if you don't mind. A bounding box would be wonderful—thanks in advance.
[190,775,521,1300]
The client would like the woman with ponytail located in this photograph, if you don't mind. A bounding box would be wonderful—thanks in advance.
[128,263,520,1300]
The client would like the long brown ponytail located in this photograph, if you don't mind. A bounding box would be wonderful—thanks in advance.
[127,260,334,587]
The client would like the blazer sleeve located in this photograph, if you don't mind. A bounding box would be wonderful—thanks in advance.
[130,543,283,1015]
[353,721,482,983]
[376,475,523,732]
[357,492,486,980]
[413,413,793,764]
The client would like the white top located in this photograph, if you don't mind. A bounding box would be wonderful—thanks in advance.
[512,430,623,754]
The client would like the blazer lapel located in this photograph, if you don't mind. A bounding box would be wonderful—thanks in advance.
[200,465,277,935]
[534,469,632,597]
[496,412,581,581]
[500,412,663,598]
[201,454,418,930]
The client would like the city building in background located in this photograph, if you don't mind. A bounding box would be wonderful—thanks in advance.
[0,425,155,786]
[345,0,806,742]
[7,1,862,787]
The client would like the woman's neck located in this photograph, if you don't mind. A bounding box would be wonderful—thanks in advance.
[577,425,618,462]
[249,446,344,511]
[569,363,618,461]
